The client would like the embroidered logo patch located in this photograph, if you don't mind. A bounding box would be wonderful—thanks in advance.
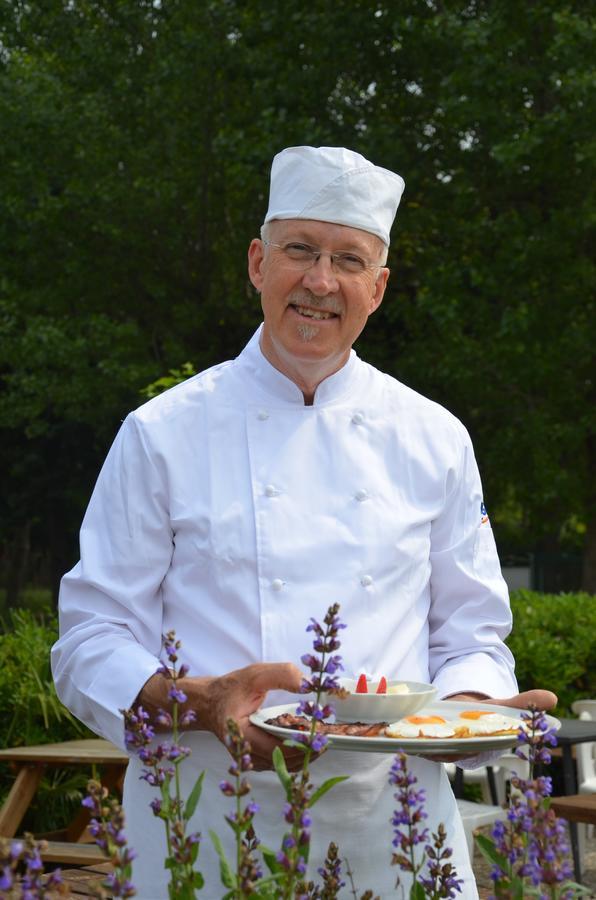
[480,501,489,525]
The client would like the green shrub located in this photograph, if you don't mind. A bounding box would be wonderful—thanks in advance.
[507,590,596,716]
[0,608,93,833]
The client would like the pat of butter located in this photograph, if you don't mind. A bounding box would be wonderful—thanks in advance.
[387,683,410,695]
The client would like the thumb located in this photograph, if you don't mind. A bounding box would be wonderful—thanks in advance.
[244,662,305,695]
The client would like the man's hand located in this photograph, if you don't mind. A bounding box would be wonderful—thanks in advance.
[137,662,307,772]
[446,689,558,711]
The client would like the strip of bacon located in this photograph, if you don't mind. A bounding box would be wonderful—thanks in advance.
[265,713,387,737]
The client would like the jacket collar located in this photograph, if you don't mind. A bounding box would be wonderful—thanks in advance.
[236,325,363,406]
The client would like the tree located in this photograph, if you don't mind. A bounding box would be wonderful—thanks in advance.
[1,1,594,597]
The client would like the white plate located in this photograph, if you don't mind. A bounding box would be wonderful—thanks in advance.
[250,701,561,756]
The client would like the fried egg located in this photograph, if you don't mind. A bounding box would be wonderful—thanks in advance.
[386,714,457,739]
[455,711,520,736]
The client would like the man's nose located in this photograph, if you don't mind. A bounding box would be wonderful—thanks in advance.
[301,253,340,295]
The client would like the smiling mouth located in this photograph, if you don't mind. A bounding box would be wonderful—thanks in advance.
[290,304,338,321]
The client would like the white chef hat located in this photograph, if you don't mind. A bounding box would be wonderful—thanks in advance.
[263,146,405,246]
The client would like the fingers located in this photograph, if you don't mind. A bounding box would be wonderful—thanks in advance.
[239,662,305,695]
[494,689,558,711]
[244,724,306,772]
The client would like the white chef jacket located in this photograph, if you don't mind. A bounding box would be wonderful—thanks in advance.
[53,326,517,899]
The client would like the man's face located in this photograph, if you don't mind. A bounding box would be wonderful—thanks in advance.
[248,219,389,384]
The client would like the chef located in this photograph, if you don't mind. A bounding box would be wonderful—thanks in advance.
[52,146,555,899]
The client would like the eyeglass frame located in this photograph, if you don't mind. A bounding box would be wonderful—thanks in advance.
[261,238,385,275]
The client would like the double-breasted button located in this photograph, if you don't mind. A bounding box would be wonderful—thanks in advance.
[265,484,279,497]
[360,574,373,587]
[352,412,365,425]
[271,578,284,592]
[257,409,269,421]
[355,489,369,502]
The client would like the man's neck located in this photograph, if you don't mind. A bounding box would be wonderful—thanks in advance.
[259,334,349,405]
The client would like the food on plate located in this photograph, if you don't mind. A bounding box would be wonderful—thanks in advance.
[387,683,410,695]
[453,710,521,737]
[265,712,387,737]
[386,710,522,740]
[355,674,369,693]
[262,706,524,742]
[386,715,457,739]
[352,673,410,695]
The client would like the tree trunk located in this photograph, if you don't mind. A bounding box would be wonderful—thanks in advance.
[4,521,31,609]
[581,434,596,593]
[582,518,596,594]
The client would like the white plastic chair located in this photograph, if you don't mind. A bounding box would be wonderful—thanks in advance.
[570,700,596,849]
[455,754,529,861]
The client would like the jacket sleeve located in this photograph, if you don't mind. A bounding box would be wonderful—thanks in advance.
[51,412,173,748]
[427,422,517,702]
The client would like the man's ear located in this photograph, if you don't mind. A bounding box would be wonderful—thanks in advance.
[248,239,266,291]
[369,267,390,314]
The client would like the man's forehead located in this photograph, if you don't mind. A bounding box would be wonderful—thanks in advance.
[268,218,382,251]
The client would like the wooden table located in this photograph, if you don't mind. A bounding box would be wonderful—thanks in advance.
[0,738,129,864]
[549,718,596,882]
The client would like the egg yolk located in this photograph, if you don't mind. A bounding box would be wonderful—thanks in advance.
[459,710,493,720]
[405,715,447,724]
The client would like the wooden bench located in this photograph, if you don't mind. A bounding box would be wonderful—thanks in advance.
[0,738,128,865]
[38,840,107,866]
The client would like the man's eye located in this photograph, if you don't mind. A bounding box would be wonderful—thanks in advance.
[284,243,315,258]
[337,253,366,272]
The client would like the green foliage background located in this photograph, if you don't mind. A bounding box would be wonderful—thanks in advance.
[507,590,596,715]
[0,1,594,598]
[0,608,92,833]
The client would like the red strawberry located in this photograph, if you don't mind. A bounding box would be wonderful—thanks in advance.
[355,673,368,693]
[376,676,387,694]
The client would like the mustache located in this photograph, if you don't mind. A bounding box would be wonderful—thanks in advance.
[287,290,344,316]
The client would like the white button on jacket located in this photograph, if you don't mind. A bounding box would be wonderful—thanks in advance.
[52,326,515,898]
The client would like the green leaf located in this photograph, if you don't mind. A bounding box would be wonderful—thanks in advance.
[560,883,593,896]
[308,775,349,807]
[282,738,309,751]
[209,829,237,890]
[272,746,292,794]
[183,770,205,821]
[410,881,427,900]
[261,844,285,876]
[475,832,510,871]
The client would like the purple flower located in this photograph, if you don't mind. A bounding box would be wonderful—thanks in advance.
[8,841,23,861]
[301,652,322,671]
[309,732,328,753]
[155,709,173,728]
[168,686,188,704]
[324,655,343,674]
[389,753,431,876]
[276,850,291,870]
[179,709,197,727]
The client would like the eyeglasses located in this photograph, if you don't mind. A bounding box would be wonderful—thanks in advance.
[262,240,383,276]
